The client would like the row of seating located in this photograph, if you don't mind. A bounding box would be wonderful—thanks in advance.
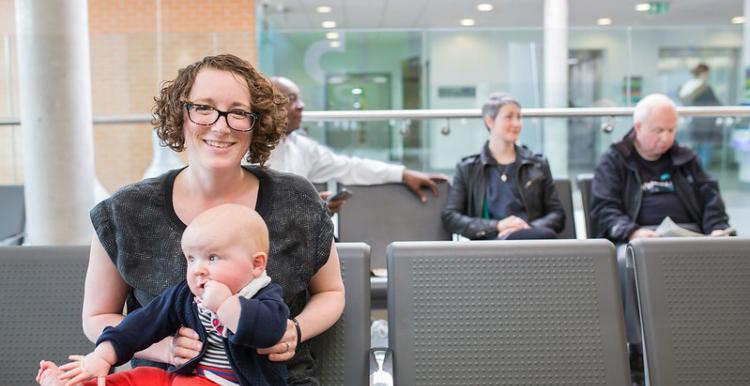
[329,177,580,270]
[3,237,749,385]
[0,177,589,268]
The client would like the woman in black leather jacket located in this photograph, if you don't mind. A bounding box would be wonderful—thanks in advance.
[441,93,565,240]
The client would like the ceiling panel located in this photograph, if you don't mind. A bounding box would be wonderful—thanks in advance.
[261,0,744,30]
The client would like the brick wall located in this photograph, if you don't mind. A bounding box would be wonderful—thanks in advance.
[0,0,257,191]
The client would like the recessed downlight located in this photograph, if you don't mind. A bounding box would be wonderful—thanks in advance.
[460,18,476,26]
[316,6,332,13]
[635,3,650,12]
[597,18,612,26]
[477,3,494,12]
[732,16,746,24]
[326,32,340,40]
[321,21,337,28]
[329,41,341,48]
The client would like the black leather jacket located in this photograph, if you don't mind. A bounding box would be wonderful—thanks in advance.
[442,142,565,239]
[591,129,731,243]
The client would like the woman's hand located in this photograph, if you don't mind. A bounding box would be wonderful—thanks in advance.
[497,215,530,237]
[169,327,203,366]
[257,319,298,362]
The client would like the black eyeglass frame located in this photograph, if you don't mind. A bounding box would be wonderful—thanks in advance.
[183,101,259,132]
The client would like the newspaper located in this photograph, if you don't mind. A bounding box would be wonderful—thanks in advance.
[654,217,735,237]
[654,217,705,237]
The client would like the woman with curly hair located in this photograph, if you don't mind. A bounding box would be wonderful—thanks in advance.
[80,54,344,385]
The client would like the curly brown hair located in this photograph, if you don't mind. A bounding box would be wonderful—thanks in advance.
[151,54,288,166]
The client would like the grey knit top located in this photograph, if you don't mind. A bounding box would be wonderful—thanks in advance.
[90,165,334,384]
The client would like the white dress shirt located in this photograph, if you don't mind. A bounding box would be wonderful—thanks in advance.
[267,131,405,184]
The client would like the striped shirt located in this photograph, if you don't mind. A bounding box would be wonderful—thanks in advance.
[196,305,239,385]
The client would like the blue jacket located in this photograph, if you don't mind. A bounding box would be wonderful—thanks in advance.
[98,280,289,386]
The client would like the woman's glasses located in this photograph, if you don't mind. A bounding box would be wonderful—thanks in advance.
[183,101,258,132]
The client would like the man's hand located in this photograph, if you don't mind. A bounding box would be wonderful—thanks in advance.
[710,228,733,237]
[629,228,659,240]
[402,169,448,203]
[319,191,347,214]
[202,280,232,313]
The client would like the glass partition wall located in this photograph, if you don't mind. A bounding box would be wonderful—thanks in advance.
[1,3,749,235]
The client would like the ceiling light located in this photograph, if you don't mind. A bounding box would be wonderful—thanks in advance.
[329,41,341,48]
[732,16,746,24]
[597,18,612,26]
[321,21,337,28]
[477,3,494,12]
[635,3,650,12]
[460,18,476,27]
[316,5,332,13]
[351,88,363,95]
[326,32,339,40]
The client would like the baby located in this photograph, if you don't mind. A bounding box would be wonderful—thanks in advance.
[37,203,289,386]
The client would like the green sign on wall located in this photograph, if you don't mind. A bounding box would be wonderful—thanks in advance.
[648,2,670,15]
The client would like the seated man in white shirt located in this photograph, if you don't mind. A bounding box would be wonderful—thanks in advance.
[269,76,446,213]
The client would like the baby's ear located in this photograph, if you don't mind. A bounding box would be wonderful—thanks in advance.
[251,252,268,276]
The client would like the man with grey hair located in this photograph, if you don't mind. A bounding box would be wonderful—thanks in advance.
[592,93,731,241]
[590,93,732,383]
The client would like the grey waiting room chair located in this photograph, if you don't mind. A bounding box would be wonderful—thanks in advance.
[337,181,451,270]
[576,174,595,238]
[0,185,25,245]
[629,237,750,386]
[554,177,577,239]
[387,239,630,386]
[0,245,93,386]
[312,182,328,192]
[310,242,371,386]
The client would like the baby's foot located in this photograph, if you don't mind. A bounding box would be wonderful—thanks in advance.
[36,360,65,386]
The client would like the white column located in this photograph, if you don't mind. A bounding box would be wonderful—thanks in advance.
[744,0,750,103]
[740,0,750,185]
[543,0,569,176]
[15,0,95,245]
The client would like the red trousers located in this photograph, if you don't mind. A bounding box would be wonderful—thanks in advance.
[79,367,218,386]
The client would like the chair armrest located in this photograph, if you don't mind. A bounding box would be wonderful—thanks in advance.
[0,232,24,246]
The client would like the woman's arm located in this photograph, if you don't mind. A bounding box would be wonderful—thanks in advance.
[81,234,129,342]
[529,160,565,232]
[258,241,345,362]
[441,164,499,239]
[296,241,345,340]
[83,234,200,365]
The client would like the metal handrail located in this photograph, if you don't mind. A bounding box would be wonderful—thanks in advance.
[2,106,750,125]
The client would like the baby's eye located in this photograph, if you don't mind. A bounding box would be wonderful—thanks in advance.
[209,255,218,262]
[186,256,195,263]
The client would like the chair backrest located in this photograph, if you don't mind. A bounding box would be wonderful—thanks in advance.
[387,239,630,386]
[0,185,25,244]
[554,178,577,239]
[629,237,750,386]
[0,246,93,385]
[337,181,451,270]
[576,174,595,238]
[310,242,371,386]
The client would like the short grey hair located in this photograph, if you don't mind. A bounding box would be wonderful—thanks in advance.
[481,92,521,130]
[633,93,676,125]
